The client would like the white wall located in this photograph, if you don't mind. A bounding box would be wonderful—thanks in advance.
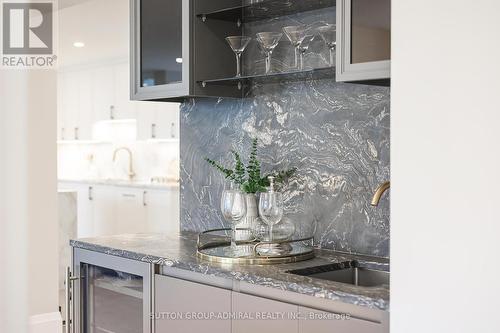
[0,70,59,332]
[392,1,500,332]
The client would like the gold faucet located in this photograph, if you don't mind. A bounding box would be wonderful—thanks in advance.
[112,147,136,180]
[371,181,390,206]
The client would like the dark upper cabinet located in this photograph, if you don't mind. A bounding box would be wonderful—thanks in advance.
[131,0,241,101]
[337,0,391,82]
[131,0,390,101]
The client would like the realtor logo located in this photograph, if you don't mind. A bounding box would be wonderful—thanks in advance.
[3,2,53,54]
[2,1,56,68]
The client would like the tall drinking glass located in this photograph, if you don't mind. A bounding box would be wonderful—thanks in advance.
[225,36,252,77]
[220,189,247,254]
[256,32,283,74]
[258,177,284,245]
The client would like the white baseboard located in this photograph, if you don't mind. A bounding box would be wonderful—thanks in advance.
[29,312,62,333]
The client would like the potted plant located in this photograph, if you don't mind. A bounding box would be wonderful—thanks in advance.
[205,138,295,239]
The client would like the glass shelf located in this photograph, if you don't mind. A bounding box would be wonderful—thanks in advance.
[197,0,336,23]
[199,66,335,87]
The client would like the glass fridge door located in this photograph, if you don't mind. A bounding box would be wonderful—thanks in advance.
[82,265,144,333]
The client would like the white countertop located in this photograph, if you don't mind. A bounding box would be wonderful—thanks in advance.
[58,178,179,190]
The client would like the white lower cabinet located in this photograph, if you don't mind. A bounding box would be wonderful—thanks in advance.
[92,185,116,236]
[115,188,147,234]
[59,182,179,237]
[155,274,231,333]
[145,188,179,234]
[298,307,382,333]
[232,292,299,333]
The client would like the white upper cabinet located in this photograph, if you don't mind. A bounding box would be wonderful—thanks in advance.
[137,101,180,140]
[336,0,391,82]
[113,63,137,120]
[91,66,115,122]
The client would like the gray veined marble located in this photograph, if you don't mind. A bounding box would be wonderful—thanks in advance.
[70,232,389,311]
[180,79,390,258]
[180,4,389,258]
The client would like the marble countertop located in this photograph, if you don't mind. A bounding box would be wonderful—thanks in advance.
[58,178,179,190]
[70,232,390,311]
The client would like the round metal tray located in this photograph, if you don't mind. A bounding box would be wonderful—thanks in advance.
[196,228,315,265]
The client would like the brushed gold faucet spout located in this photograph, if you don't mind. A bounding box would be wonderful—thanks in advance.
[371,181,390,206]
[112,147,136,180]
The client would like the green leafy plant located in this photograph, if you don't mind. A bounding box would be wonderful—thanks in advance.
[205,138,296,194]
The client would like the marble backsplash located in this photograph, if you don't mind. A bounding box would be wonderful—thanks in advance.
[180,79,390,258]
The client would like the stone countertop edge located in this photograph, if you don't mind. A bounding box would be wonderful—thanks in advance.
[70,232,390,311]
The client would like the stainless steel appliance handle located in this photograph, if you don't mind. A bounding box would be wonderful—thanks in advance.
[65,267,79,333]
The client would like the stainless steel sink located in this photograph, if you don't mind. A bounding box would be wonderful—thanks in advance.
[288,263,390,288]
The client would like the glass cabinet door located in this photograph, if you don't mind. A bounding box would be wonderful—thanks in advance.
[82,265,144,333]
[131,0,189,100]
[140,0,182,87]
[337,0,391,81]
[73,249,152,333]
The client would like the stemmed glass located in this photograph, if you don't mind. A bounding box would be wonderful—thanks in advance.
[225,36,252,77]
[318,24,337,66]
[298,34,315,70]
[282,25,309,70]
[220,187,247,254]
[256,32,283,74]
[258,177,284,248]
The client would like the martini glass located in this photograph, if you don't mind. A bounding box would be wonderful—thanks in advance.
[256,32,283,74]
[225,36,252,77]
[282,25,308,70]
[298,34,315,70]
[318,24,337,66]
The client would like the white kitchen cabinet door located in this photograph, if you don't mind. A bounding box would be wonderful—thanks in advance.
[232,292,299,333]
[92,66,114,122]
[115,188,147,234]
[155,275,231,333]
[298,307,382,333]
[155,102,180,139]
[76,185,95,238]
[136,101,158,140]
[113,63,137,120]
[92,185,116,236]
[76,70,93,140]
[59,71,79,140]
[145,188,179,233]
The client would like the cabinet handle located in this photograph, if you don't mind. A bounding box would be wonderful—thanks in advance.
[88,186,93,201]
[151,123,157,139]
[65,267,79,333]
[74,127,79,140]
[61,127,65,140]
[143,191,147,206]
[122,193,136,198]
[170,122,175,138]
[110,105,115,120]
